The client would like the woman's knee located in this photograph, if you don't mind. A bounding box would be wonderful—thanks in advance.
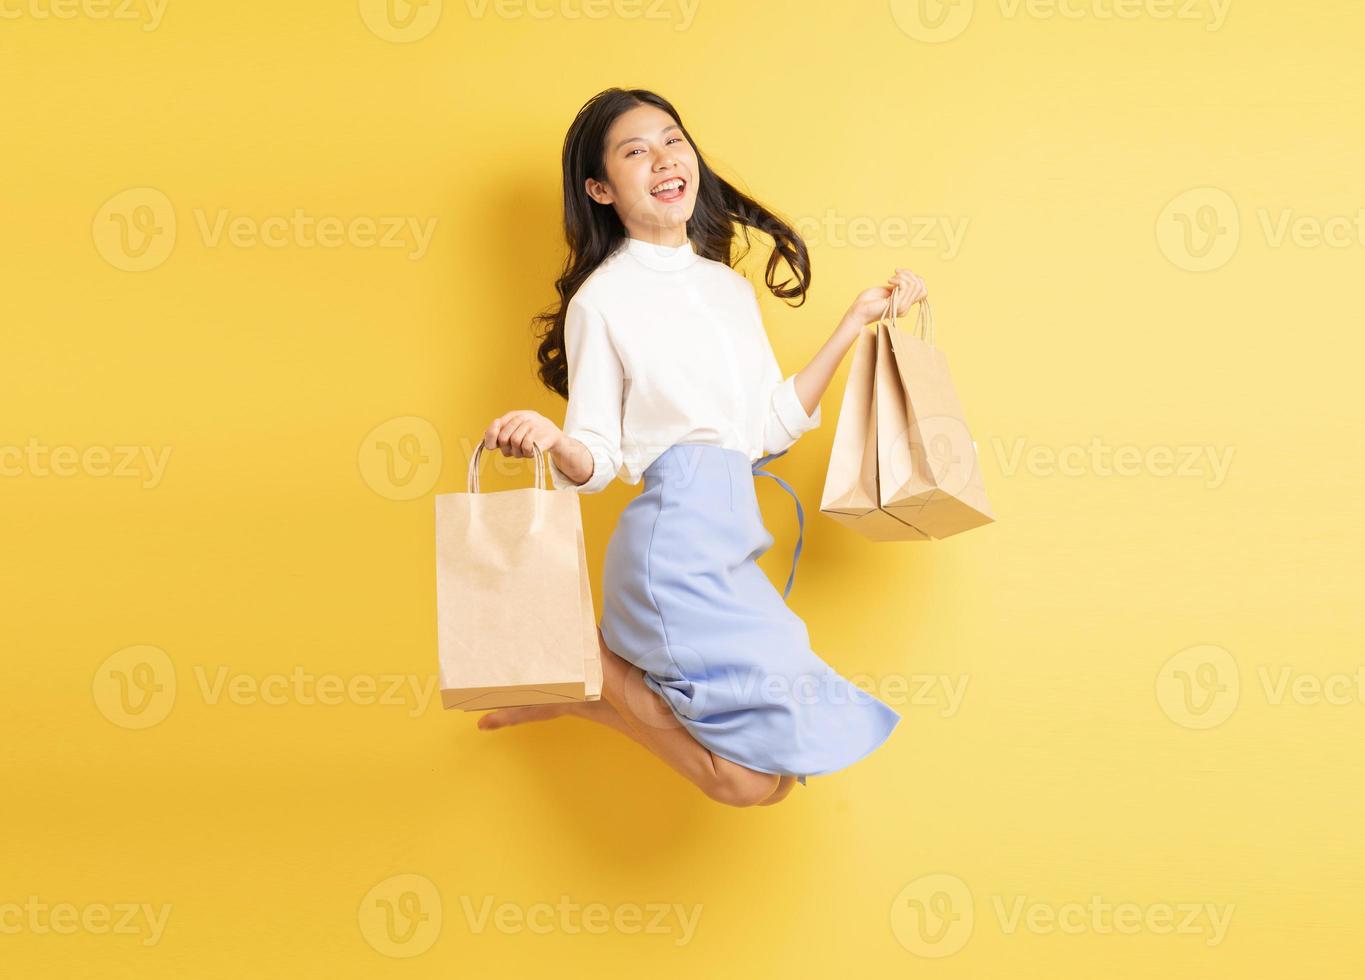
[703,763,780,808]
[595,628,626,680]
[595,630,641,701]
[756,775,796,806]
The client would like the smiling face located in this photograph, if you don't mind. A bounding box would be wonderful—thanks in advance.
[585,103,698,246]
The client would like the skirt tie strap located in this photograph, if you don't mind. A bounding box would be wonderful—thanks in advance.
[751,448,805,602]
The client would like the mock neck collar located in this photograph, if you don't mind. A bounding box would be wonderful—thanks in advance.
[620,235,698,272]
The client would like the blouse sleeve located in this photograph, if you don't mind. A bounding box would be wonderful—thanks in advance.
[749,283,822,455]
[547,295,624,494]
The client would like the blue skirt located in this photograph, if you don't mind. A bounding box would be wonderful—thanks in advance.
[600,442,902,786]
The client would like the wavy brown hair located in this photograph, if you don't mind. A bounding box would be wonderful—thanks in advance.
[534,87,812,399]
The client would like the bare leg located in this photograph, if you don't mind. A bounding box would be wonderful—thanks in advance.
[757,775,797,806]
[476,703,576,730]
[476,697,627,736]
[590,629,785,806]
[482,699,798,807]
[478,629,785,808]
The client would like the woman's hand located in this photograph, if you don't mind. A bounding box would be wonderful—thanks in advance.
[843,268,928,327]
[483,410,562,459]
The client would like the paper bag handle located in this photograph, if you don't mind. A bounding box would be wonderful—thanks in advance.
[877,282,935,348]
[466,440,548,494]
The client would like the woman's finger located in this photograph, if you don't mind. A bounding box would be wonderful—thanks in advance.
[484,423,498,449]
[501,421,526,454]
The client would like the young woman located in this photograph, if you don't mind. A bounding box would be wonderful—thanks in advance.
[478,88,927,808]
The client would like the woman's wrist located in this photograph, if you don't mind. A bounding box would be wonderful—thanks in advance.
[549,434,594,486]
[835,309,867,343]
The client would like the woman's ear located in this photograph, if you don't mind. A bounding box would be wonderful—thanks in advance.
[584,176,613,206]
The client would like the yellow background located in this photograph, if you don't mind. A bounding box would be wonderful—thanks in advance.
[3,0,1362,975]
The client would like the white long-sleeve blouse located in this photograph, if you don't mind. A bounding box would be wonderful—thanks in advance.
[547,235,822,493]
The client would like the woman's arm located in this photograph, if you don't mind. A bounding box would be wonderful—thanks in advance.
[755,268,926,455]
[484,296,623,492]
[546,297,624,493]
[754,287,823,456]
[790,311,864,419]
[791,267,930,417]
[547,434,598,487]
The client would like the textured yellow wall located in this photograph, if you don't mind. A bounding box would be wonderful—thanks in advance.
[3,0,1362,976]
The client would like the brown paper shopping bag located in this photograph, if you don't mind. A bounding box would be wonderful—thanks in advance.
[819,309,931,541]
[821,286,994,540]
[879,293,994,537]
[435,441,602,711]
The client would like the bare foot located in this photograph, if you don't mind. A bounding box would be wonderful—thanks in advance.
[476,703,575,730]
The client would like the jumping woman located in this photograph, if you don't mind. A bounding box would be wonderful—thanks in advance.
[478,87,927,808]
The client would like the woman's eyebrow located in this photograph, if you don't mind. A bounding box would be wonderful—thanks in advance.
[613,124,681,152]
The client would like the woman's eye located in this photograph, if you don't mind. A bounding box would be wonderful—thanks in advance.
[627,138,683,157]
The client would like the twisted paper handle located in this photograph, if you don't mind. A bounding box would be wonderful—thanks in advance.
[876,282,935,347]
[466,440,548,494]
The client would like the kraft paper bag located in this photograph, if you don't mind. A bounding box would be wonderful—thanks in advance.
[819,308,931,541]
[435,441,603,711]
[879,294,994,538]
[821,286,994,540]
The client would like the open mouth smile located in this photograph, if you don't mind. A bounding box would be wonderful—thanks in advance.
[649,177,687,202]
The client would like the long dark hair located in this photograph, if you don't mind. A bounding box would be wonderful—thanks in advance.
[534,87,812,399]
